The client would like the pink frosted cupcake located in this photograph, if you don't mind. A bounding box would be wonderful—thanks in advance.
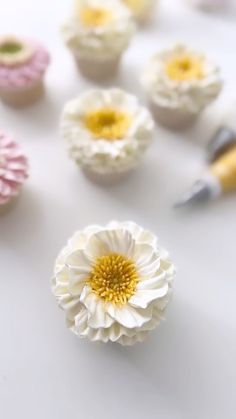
[0,132,29,213]
[0,35,50,107]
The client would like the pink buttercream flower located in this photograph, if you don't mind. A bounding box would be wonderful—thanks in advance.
[0,35,50,89]
[0,132,29,205]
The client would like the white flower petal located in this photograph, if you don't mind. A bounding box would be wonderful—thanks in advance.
[68,270,87,296]
[73,307,89,334]
[68,231,87,250]
[137,271,166,290]
[107,303,153,328]
[86,229,135,258]
[111,221,158,246]
[80,285,114,328]
[88,301,114,329]
[58,294,82,319]
[133,243,154,267]
[51,267,69,297]
[129,285,169,309]
[84,224,103,236]
[136,230,158,246]
[116,332,148,346]
[137,256,160,278]
[65,249,92,271]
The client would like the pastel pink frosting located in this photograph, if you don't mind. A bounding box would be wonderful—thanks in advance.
[0,132,29,205]
[0,39,50,89]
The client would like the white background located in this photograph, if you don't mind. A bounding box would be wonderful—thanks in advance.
[0,1,236,418]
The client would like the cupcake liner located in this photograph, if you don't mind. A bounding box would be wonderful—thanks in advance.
[150,100,199,130]
[0,195,18,215]
[75,55,121,81]
[135,1,156,24]
[0,79,44,107]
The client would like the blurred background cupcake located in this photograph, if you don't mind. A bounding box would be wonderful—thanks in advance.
[186,0,231,11]
[142,44,223,129]
[0,132,29,214]
[61,88,154,184]
[122,0,157,24]
[0,35,50,107]
[62,0,135,81]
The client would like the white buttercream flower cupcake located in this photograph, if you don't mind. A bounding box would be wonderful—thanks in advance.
[62,0,135,80]
[142,44,223,129]
[61,88,154,184]
[122,0,156,23]
[51,221,175,346]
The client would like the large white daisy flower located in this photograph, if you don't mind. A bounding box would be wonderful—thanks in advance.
[142,44,222,113]
[61,88,154,175]
[62,0,135,61]
[51,221,175,346]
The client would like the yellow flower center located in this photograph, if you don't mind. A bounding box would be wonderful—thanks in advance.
[87,253,139,306]
[123,0,147,14]
[84,108,132,140]
[166,55,204,82]
[80,7,113,27]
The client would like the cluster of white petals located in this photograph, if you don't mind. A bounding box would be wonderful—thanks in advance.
[61,0,135,61]
[142,45,222,113]
[61,88,154,175]
[52,221,175,346]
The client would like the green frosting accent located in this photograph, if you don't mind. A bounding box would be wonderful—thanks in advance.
[0,42,22,54]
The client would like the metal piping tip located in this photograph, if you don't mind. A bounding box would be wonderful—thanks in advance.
[207,126,236,163]
[174,180,212,208]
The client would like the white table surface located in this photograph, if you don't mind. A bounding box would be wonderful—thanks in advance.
[0,1,236,418]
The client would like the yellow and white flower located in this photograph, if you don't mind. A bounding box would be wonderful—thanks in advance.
[51,221,175,345]
[142,44,222,113]
[62,0,135,61]
[61,88,154,175]
[122,0,156,21]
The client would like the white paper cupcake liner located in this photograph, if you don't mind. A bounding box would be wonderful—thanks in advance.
[75,55,121,81]
[0,80,44,107]
[150,100,199,130]
[0,195,18,215]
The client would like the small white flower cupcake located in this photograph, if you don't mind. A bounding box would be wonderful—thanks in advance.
[51,221,175,346]
[61,88,154,184]
[142,44,223,129]
[62,0,135,80]
[122,0,156,23]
